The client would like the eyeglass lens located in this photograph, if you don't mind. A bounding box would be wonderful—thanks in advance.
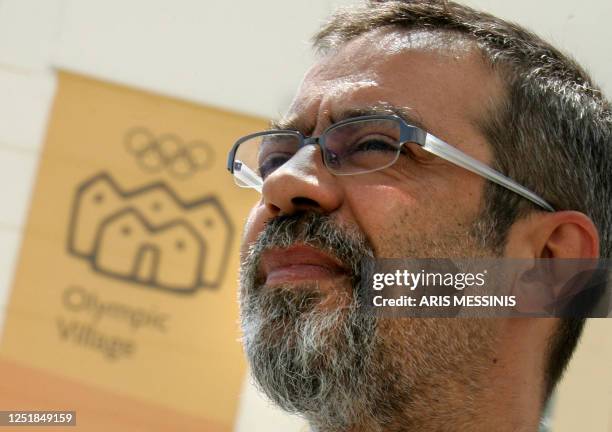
[232,118,402,188]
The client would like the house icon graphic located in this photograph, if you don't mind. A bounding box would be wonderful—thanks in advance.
[67,172,234,294]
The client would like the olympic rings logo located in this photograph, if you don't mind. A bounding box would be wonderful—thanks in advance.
[125,128,215,179]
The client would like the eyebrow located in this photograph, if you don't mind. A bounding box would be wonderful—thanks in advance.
[270,103,429,135]
[270,116,315,135]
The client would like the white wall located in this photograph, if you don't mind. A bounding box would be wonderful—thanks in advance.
[0,0,610,430]
[53,0,361,119]
[0,0,59,333]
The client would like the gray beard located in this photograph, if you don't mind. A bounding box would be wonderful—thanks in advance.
[241,287,382,430]
[239,211,497,431]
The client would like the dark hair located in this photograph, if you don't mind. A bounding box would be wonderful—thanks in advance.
[313,0,612,400]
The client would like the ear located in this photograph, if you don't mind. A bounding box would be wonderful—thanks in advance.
[506,212,601,319]
[505,211,600,259]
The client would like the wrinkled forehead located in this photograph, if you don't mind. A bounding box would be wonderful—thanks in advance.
[280,27,502,162]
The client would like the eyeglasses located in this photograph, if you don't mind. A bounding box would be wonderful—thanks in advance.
[226,114,554,212]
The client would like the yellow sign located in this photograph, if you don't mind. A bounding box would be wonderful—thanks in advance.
[0,71,266,430]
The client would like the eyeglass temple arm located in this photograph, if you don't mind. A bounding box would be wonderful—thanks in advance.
[233,160,263,193]
[423,134,555,212]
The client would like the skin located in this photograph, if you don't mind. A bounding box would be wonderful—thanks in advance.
[239,29,599,431]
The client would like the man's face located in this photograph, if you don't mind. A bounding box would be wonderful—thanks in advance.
[239,31,508,430]
[242,29,503,261]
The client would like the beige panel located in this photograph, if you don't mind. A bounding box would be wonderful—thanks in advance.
[0,356,226,432]
[0,71,267,429]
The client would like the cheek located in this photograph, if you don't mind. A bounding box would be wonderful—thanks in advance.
[346,184,421,250]
[240,204,266,257]
[344,181,475,257]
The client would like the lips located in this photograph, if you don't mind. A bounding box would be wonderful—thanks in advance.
[260,244,349,286]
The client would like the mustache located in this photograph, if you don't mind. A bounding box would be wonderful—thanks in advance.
[241,211,373,287]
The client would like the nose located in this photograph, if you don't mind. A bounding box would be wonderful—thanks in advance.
[261,145,343,216]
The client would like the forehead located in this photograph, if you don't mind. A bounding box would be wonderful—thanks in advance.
[286,29,503,158]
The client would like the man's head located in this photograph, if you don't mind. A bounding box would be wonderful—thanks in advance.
[236,1,611,430]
